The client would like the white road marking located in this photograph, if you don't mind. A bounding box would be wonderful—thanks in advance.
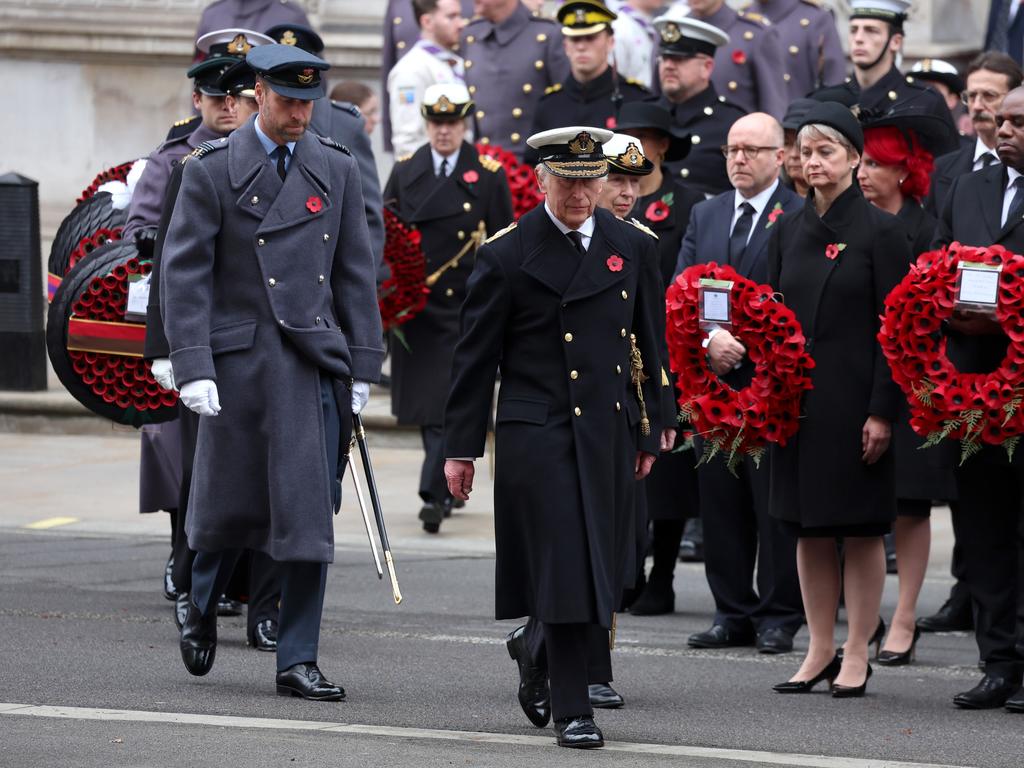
[0,702,975,768]
[22,516,79,530]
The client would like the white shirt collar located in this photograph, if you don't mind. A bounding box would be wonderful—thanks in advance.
[974,137,999,165]
[1007,166,1022,188]
[543,202,595,240]
[431,146,461,176]
[733,178,779,218]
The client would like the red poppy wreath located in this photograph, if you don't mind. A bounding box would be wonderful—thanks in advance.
[666,263,815,473]
[879,242,1024,463]
[379,209,428,340]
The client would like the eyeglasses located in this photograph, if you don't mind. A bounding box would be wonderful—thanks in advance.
[720,145,780,159]
[961,89,1007,106]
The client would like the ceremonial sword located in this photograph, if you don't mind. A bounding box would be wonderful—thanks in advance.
[345,436,383,579]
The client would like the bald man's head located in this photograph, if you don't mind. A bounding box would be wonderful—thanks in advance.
[725,112,786,196]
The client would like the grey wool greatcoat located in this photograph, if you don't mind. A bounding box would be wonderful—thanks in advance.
[161,117,385,563]
[766,185,909,531]
[443,206,666,628]
[384,141,514,426]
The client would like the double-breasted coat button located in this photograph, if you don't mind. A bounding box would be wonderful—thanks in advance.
[784,73,791,82]
[537,33,547,41]
[616,364,621,374]
[393,16,401,24]
[324,233,330,241]
[466,34,475,43]
[268,278,277,287]
[512,108,523,118]
[621,290,628,299]
[789,45,799,55]
[564,332,573,342]
[257,238,265,246]
[615,402,621,411]
[251,195,259,205]
[523,84,533,93]
[469,85,477,94]
[574,406,582,416]
[888,90,898,100]
[692,135,701,144]
[445,288,454,297]
[511,132,521,142]
[570,370,579,380]
[476,110,485,119]
[728,81,738,91]
[534,60,544,70]
[457,230,465,240]
[703,106,713,116]
[465,60,473,68]
[620,328,626,337]
[463,202,471,211]
[680,168,690,178]
[318,275,325,284]
[744,31,754,40]
[397,41,406,50]
[800,17,810,26]
[315,316,322,325]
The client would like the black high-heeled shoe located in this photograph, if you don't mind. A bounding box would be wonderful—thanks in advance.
[831,664,872,698]
[773,653,841,693]
[877,626,921,666]
[837,617,885,661]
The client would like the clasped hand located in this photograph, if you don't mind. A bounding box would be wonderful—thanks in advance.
[707,330,746,376]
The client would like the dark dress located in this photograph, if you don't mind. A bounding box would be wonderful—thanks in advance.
[891,200,957,511]
[766,184,910,537]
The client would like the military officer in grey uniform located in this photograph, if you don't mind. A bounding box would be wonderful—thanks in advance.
[746,0,846,102]
[162,44,384,700]
[648,11,746,195]
[461,0,571,160]
[525,0,649,163]
[263,23,388,278]
[443,126,666,748]
[681,0,787,120]
[195,0,309,50]
[383,84,514,533]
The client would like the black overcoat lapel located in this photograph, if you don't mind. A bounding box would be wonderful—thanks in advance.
[519,207,581,296]
[562,210,634,303]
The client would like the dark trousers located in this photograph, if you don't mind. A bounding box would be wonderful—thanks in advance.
[953,456,1024,681]
[697,454,803,635]
[419,425,450,504]
[522,618,611,721]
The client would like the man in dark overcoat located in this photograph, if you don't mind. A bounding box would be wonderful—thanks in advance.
[161,44,384,701]
[932,85,1024,712]
[443,126,666,748]
[384,84,514,532]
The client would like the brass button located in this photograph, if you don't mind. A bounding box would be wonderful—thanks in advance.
[789,45,799,55]
[534,60,544,70]
[466,34,475,43]
[744,31,753,40]
[537,33,547,42]
[469,85,477,94]
[278,319,285,326]
[445,288,454,297]
[570,370,579,380]
[728,81,737,91]
[800,17,810,27]
[523,83,533,93]
[257,238,265,246]
[574,406,582,416]
[251,195,259,205]
[621,290,627,299]
[268,278,276,287]
[680,168,690,178]
[396,41,406,50]
[784,73,791,82]
[476,110,485,119]
[510,132,521,142]
[888,90,898,101]
[564,332,573,342]
[323,233,330,241]
[465,59,472,68]
[616,364,622,374]
[512,107,523,118]
[457,230,465,240]
[480,137,490,144]
[393,16,401,24]
[463,202,471,211]
[703,106,713,116]
[318,274,325,284]
[620,328,626,337]
[691,134,701,144]
[315,316,322,325]
[615,402,621,411]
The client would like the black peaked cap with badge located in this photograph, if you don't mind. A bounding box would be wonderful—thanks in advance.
[527,126,614,178]
[217,59,257,98]
[247,43,330,101]
[265,23,325,54]
[421,83,474,122]
[558,0,616,36]
[603,133,654,175]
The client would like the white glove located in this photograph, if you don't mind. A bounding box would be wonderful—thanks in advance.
[151,358,176,391]
[351,381,370,415]
[179,379,221,417]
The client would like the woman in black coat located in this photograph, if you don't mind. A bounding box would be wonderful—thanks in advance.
[767,103,910,697]
[856,115,958,666]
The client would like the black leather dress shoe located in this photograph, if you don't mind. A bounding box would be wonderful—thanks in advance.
[452,498,466,510]
[419,502,443,534]
[1005,686,1024,712]
[250,619,278,652]
[953,674,1020,709]
[688,624,755,649]
[163,554,178,601]
[174,592,190,631]
[628,580,675,615]
[179,602,217,676]
[217,595,243,617]
[756,628,794,654]
[506,625,551,727]
[276,663,346,701]
[554,716,604,748]
[917,596,973,633]
[588,683,624,709]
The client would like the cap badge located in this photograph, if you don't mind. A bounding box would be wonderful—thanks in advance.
[619,143,645,167]
[661,22,681,43]
[298,68,315,85]
[436,95,454,113]
[568,131,596,155]
[228,34,252,54]
[574,8,587,23]
[281,30,298,46]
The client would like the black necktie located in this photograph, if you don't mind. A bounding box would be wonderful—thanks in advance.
[982,152,997,168]
[729,202,755,264]
[1006,176,1024,226]
[273,145,289,181]
[438,157,449,178]
[566,230,586,255]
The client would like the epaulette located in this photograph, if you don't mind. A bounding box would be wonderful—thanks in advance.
[799,0,822,7]
[544,83,563,96]
[628,218,659,240]
[186,137,229,161]
[316,134,352,155]
[479,154,502,173]
[485,221,517,243]
[330,99,362,118]
[738,10,770,25]
[174,115,198,127]
[625,77,648,91]
[396,152,414,163]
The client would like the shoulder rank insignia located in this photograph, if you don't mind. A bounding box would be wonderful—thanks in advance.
[739,10,769,25]
[330,100,362,118]
[544,83,563,96]
[316,134,352,155]
[799,0,822,7]
[478,154,502,173]
[628,217,659,240]
[396,152,414,163]
[174,115,198,127]
[188,137,228,161]
[485,221,517,244]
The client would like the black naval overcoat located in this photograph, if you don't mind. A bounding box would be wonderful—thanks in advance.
[384,141,514,425]
[766,185,909,531]
[444,205,665,628]
[161,117,385,563]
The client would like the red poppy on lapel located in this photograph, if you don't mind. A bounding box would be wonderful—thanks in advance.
[825,242,846,260]
[645,200,670,222]
[306,196,323,213]
[607,255,624,272]
[732,49,746,65]
[462,169,479,184]
[606,116,617,129]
